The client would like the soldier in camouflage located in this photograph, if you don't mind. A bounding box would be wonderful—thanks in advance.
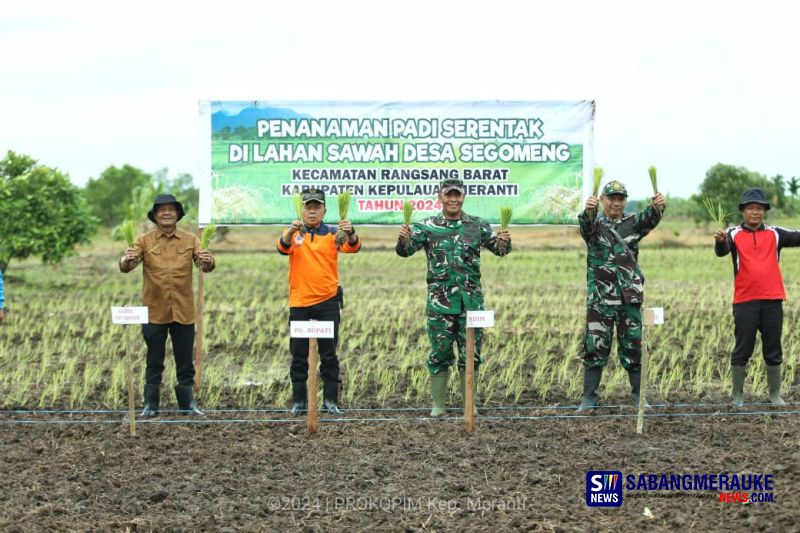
[577,180,665,411]
[397,178,511,417]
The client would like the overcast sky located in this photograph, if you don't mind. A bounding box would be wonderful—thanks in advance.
[1,0,798,199]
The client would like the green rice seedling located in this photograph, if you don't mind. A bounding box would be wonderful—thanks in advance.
[335,191,352,246]
[292,191,304,220]
[648,166,658,194]
[403,200,414,226]
[200,224,217,250]
[592,167,604,197]
[500,207,512,230]
[120,220,136,249]
[496,206,512,254]
[702,197,732,227]
[292,191,306,236]
[398,199,415,246]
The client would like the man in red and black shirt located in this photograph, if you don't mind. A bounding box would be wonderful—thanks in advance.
[715,187,800,406]
[277,188,361,415]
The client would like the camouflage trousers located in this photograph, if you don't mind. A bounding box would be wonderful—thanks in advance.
[426,310,483,374]
[582,302,642,371]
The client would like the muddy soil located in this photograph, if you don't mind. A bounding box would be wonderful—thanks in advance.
[1,407,798,531]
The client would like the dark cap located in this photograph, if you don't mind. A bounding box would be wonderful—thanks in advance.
[601,180,628,197]
[440,178,465,194]
[302,188,326,205]
[148,194,186,223]
[738,187,770,211]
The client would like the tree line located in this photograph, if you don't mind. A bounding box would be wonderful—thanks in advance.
[0,151,197,273]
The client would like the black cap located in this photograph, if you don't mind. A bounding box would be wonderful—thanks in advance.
[302,188,325,205]
[440,178,465,194]
[738,187,771,211]
[148,194,186,223]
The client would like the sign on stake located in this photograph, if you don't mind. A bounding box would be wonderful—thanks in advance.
[290,320,334,433]
[111,306,149,436]
[637,307,664,434]
[465,311,494,433]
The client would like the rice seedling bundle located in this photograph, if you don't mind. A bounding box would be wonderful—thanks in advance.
[335,191,352,246]
[496,206,512,254]
[291,191,306,236]
[648,166,658,194]
[592,167,604,197]
[403,200,414,226]
[200,224,217,250]
[120,220,136,249]
[702,197,731,227]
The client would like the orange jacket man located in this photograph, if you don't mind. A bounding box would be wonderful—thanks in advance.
[277,188,360,415]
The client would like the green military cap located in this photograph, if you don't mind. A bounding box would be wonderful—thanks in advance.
[302,188,326,204]
[440,178,465,194]
[601,180,628,197]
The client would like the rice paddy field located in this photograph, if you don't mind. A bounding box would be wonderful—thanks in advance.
[2,218,800,530]
[2,220,799,409]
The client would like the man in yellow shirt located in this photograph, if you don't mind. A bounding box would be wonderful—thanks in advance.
[277,188,360,415]
[120,194,215,416]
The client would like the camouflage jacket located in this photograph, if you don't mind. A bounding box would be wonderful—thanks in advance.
[577,205,663,305]
[396,212,511,314]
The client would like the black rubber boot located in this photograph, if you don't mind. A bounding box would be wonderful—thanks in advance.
[291,381,307,416]
[731,365,746,407]
[141,384,160,417]
[628,369,651,408]
[577,366,603,412]
[430,370,449,417]
[174,384,204,416]
[323,381,343,415]
[766,364,786,406]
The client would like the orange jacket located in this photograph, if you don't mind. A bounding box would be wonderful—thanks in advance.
[277,224,361,307]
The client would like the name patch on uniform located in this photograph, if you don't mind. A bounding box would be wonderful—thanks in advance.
[467,310,495,328]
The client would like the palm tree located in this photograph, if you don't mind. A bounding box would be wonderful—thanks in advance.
[788,176,800,214]
[771,174,786,209]
[788,176,799,198]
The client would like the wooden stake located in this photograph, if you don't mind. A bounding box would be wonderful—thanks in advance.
[465,327,475,433]
[194,269,204,393]
[308,337,319,434]
[636,308,653,434]
[127,345,136,437]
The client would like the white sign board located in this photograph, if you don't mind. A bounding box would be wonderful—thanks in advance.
[290,321,335,339]
[643,307,665,326]
[467,310,495,328]
[111,306,149,324]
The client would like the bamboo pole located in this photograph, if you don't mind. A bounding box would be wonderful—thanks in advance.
[194,269,204,393]
[308,337,319,433]
[465,327,475,433]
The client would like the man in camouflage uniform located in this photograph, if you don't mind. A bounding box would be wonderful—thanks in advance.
[396,178,511,417]
[577,180,665,411]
